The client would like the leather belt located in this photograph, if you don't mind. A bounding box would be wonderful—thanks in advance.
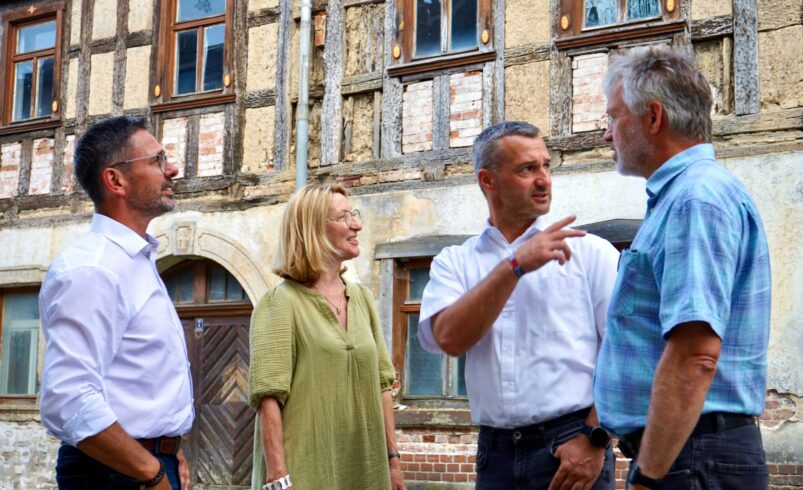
[618,412,756,459]
[137,436,181,456]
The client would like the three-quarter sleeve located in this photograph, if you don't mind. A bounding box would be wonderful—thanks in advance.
[359,284,395,392]
[248,285,296,409]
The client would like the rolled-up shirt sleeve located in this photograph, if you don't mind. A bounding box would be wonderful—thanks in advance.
[39,266,129,446]
[418,247,467,354]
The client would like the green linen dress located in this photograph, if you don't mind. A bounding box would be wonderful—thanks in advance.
[248,279,395,490]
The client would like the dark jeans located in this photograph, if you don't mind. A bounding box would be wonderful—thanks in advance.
[56,443,181,489]
[475,409,615,490]
[625,423,768,489]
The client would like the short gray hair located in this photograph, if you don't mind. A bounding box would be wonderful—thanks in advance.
[472,121,541,172]
[604,46,713,142]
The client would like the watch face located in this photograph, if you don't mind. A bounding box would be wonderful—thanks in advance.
[589,427,610,447]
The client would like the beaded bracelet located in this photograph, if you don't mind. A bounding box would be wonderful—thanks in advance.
[140,460,166,488]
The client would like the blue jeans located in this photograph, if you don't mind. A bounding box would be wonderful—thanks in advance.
[56,443,181,489]
[475,410,615,490]
[626,423,768,489]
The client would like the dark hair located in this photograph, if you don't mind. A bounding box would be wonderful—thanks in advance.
[74,115,149,205]
[472,121,541,172]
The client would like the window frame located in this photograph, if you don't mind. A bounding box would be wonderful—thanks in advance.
[392,257,467,404]
[0,2,64,135]
[161,260,251,316]
[0,287,42,407]
[153,0,236,113]
[556,0,683,49]
[388,0,495,78]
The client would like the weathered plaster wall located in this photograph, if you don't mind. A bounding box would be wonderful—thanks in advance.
[505,61,550,136]
[128,0,153,34]
[65,59,78,120]
[88,52,115,116]
[243,106,277,173]
[758,24,803,111]
[505,0,551,47]
[691,0,731,20]
[247,22,280,92]
[0,421,59,490]
[124,46,151,110]
[344,3,384,76]
[92,0,117,40]
[69,0,81,46]
[249,0,279,11]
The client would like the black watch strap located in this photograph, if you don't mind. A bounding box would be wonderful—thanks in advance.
[628,464,662,489]
[581,424,611,448]
[388,451,401,460]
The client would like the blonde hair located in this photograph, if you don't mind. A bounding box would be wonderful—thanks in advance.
[272,183,349,284]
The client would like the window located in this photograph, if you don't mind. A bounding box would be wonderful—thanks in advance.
[393,258,466,400]
[389,0,494,75]
[1,3,63,130]
[154,0,234,111]
[164,260,248,305]
[556,0,682,44]
[0,289,41,398]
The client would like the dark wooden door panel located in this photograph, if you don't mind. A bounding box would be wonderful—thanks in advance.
[183,315,254,488]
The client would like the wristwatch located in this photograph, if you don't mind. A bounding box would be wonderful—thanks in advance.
[388,451,401,460]
[628,464,661,489]
[263,475,292,490]
[580,424,611,448]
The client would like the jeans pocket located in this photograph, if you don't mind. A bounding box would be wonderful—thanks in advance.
[705,462,768,490]
[475,445,488,471]
[657,468,693,490]
[548,426,583,456]
[55,474,87,490]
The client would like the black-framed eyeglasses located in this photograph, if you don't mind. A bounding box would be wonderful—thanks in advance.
[108,151,168,173]
[328,209,361,227]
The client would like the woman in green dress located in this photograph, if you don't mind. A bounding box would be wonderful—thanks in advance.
[249,183,406,490]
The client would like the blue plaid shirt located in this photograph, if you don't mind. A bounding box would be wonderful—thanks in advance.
[594,144,771,436]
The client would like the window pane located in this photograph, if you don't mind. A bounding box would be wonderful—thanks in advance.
[208,264,226,301]
[415,0,442,57]
[177,0,226,22]
[450,0,477,52]
[585,0,617,28]
[406,314,443,396]
[202,24,225,91]
[0,292,40,395]
[17,20,56,54]
[177,268,195,303]
[456,354,467,396]
[175,30,198,95]
[627,0,660,20]
[13,61,34,121]
[37,57,55,118]
[407,267,430,302]
[226,272,245,301]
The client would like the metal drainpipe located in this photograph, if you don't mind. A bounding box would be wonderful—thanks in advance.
[295,0,313,190]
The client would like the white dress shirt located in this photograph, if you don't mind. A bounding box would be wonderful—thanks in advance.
[418,217,619,429]
[39,214,194,446]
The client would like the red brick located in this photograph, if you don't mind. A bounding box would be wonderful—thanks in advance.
[426,454,439,463]
[447,463,459,472]
[434,463,446,472]
[460,463,474,472]
[443,473,455,482]
[455,473,469,482]
[414,454,425,462]
[454,455,466,463]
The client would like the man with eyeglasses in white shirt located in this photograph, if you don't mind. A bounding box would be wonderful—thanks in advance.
[418,121,619,490]
[39,116,193,490]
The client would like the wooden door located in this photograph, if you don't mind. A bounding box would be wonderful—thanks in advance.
[182,316,255,488]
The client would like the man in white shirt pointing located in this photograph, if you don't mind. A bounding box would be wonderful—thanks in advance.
[418,121,619,490]
[39,116,193,490]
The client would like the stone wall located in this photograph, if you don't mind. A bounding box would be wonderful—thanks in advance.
[0,420,60,490]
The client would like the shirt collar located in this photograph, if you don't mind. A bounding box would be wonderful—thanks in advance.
[90,213,156,258]
[480,215,547,248]
[646,143,715,208]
